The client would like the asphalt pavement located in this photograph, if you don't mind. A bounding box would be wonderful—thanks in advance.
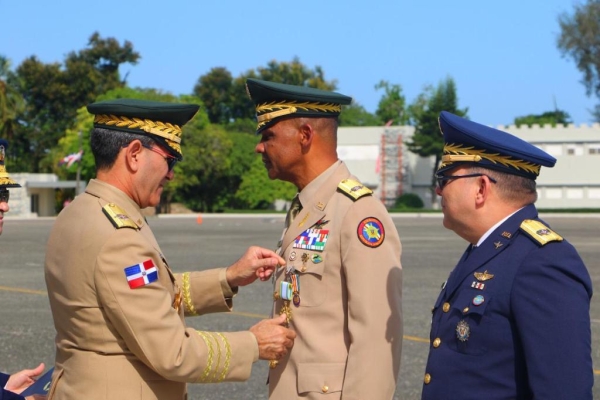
[0,213,598,399]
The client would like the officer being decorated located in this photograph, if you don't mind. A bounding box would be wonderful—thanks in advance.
[44,99,295,399]
[422,111,593,399]
[246,79,403,400]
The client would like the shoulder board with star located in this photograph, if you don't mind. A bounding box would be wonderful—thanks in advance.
[338,179,372,201]
[519,219,563,246]
[102,203,139,230]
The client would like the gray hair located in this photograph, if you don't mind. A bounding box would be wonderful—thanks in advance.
[467,166,538,206]
[90,127,155,171]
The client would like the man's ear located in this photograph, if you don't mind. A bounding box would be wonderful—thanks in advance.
[124,140,144,172]
[298,122,314,148]
[475,175,494,206]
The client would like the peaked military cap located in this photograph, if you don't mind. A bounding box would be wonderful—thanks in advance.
[246,78,352,133]
[87,99,200,160]
[0,139,21,188]
[437,111,556,180]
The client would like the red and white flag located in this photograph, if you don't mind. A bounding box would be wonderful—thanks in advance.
[58,150,83,168]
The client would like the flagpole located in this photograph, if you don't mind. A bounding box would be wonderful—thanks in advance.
[76,130,82,196]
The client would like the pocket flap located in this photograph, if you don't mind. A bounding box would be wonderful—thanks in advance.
[297,362,346,394]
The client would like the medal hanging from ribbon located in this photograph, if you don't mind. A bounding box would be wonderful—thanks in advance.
[291,274,300,307]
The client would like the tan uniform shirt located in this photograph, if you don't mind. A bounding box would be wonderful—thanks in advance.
[44,179,258,400]
[269,161,403,400]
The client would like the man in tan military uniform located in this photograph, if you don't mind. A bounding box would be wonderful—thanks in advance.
[246,79,403,399]
[44,99,295,399]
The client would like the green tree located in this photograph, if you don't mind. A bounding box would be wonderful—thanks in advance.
[235,156,297,209]
[0,56,25,166]
[169,114,233,212]
[405,77,468,204]
[12,32,140,172]
[339,102,380,126]
[193,67,233,124]
[557,0,600,121]
[513,110,572,127]
[375,80,409,125]
[193,58,338,129]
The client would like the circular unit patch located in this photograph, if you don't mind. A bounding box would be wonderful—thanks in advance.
[357,217,385,248]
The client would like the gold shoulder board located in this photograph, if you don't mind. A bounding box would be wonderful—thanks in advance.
[102,203,139,230]
[338,179,372,201]
[519,219,563,246]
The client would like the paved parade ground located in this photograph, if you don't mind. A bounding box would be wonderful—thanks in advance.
[0,213,598,399]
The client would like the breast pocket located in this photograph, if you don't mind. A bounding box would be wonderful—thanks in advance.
[293,251,327,307]
[447,292,492,356]
[297,362,345,395]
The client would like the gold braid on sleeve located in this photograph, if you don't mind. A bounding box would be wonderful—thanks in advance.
[182,272,198,316]
[214,332,231,382]
[195,331,214,383]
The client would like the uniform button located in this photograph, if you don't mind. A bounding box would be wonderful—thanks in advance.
[273,291,280,300]
[432,338,441,348]
[442,302,450,312]
[322,385,329,393]
[301,266,307,272]
[463,307,469,313]
[424,373,431,384]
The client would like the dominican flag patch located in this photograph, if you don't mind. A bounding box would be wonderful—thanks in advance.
[124,259,158,289]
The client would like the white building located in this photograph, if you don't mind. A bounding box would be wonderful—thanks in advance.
[338,123,600,209]
[8,173,82,217]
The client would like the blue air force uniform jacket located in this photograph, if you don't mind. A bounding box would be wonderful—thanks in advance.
[422,204,593,400]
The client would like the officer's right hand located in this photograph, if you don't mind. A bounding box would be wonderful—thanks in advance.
[249,314,296,360]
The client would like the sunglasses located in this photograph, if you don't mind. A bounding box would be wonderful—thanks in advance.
[142,145,178,171]
[435,173,497,190]
[0,189,9,203]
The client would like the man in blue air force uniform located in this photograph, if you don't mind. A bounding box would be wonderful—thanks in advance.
[421,111,593,399]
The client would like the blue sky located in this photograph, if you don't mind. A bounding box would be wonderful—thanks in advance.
[1,0,596,126]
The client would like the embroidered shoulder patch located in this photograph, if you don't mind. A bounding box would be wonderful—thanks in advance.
[102,203,139,230]
[338,179,372,201]
[519,219,563,246]
[357,217,385,248]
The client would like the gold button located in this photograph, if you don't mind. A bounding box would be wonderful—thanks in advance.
[463,307,469,313]
[442,302,450,312]
[432,338,441,348]
[273,291,280,300]
[424,373,431,384]
[301,266,307,272]
[322,385,329,393]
